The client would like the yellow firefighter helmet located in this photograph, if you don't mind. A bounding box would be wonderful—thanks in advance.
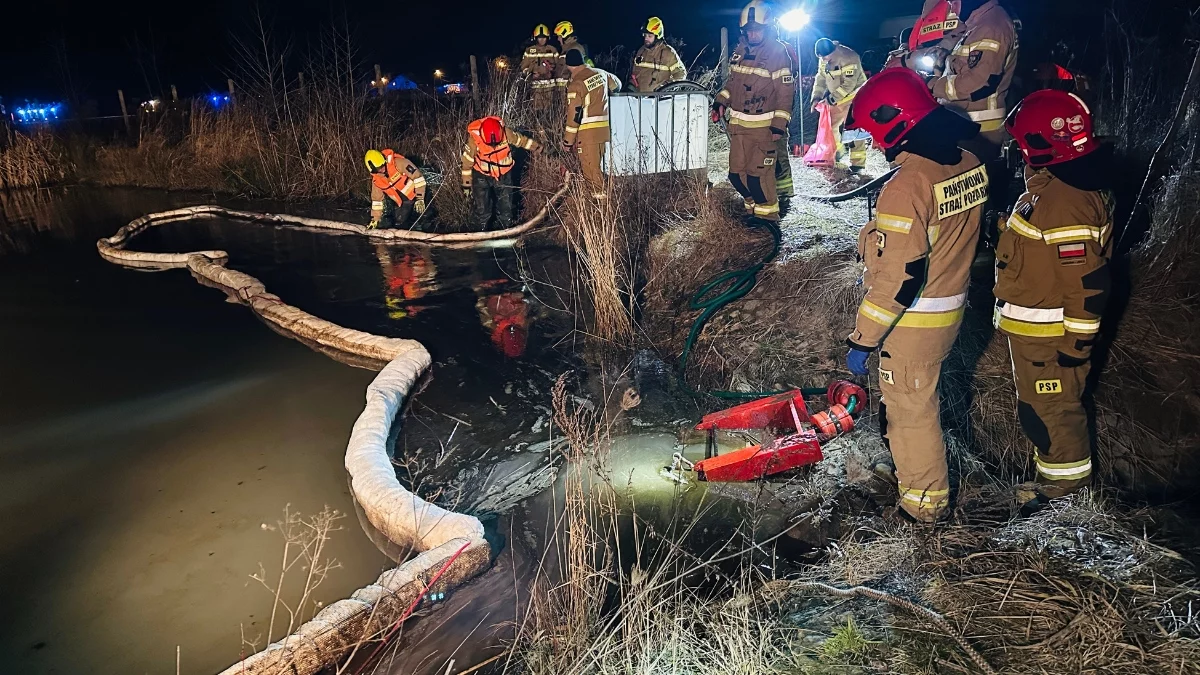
[739,0,774,29]
[645,17,665,39]
[533,24,550,38]
[554,21,574,39]
[364,149,386,172]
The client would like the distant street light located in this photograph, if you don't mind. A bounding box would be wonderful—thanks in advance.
[434,69,444,80]
[779,8,811,32]
[496,58,508,70]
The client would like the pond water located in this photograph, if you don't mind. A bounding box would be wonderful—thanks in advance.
[0,186,815,675]
[0,187,584,675]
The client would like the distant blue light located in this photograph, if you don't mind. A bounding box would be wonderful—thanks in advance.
[13,102,64,124]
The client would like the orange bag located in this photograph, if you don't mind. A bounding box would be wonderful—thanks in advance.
[803,102,837,167]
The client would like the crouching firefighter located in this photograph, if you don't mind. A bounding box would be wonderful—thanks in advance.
[713,0,795,222]
[812,37,869,172]
[995,90,1112,512]
[843,68,986,523]
[461,116,539,231]
[365,149,427,230]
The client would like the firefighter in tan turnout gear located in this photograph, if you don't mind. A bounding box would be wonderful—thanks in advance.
[631,17,687,93]
[844,68,987,523]
[995,90,1112,512]
[930,0,1018,151]
[811,38,869,171]
[562,49,621,195]
[521,25,562,108]
[713,0,795,222]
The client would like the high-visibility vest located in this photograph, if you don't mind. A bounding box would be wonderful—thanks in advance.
[467,118,515,179]
[372,149,417,205]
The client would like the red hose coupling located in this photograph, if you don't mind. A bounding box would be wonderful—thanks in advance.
[827,380,867,411]
[811,404,854,436]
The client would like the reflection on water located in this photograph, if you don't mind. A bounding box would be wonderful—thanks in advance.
[0,187,572,675]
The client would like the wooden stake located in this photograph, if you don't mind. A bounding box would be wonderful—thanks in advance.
[298,71,305,92]
[227,78,235,96]
[470,55,480,108]
[170,85,178,102]
[720,28,730,80]
[374,63,383,94]
[117,89,131,136]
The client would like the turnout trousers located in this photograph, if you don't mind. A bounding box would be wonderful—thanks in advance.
[1008,335,1093,495]
[877,325,959,522]
[829,103,867,170]
[576,142,607,196]
[470,171,516,232]
[728,131,780,221]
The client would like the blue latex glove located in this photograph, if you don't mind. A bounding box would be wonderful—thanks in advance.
[846,348,871,377]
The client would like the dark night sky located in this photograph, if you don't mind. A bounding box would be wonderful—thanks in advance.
[0,0,1189,112]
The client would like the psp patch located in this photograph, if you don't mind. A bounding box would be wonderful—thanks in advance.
[585,73,605,91]
[879,368,895,385]
[1058,242,1087,265]
[1035,379,1063,394]
[781,74,795,84]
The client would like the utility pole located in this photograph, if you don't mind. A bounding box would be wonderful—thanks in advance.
[374,63,383,95]
[227,78,235,100]
[298,72,305,93]
[170,85,178,102]
[117,89,131,136]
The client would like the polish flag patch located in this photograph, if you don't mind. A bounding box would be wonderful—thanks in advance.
[1058,243,1086,258]
[1058,243,1087,264]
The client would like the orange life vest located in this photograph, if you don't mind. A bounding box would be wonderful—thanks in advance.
[372,149,417,205]
[467,117,515,179]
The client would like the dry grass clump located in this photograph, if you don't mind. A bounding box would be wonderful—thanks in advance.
[644,221,862,394]
[0,127,73,189]
[771,490,1200,675]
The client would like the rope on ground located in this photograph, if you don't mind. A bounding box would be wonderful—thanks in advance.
[790,581,998,675]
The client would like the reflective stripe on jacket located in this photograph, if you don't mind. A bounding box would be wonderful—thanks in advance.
[811,43,867,105]
[993,167,1112,359]
[521,44,561,87]
[930,0,1018,132]
[564,67,621,145]
[850,150,985,350]
[632,41,687,93]
[370,150,425,218]
[461,120,538,184]
[715,36,795,136]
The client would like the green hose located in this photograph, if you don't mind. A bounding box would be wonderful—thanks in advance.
[679,218,784,399]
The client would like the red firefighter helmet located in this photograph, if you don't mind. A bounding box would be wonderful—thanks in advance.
[846,69,940,149]
[480,116,505,145]
[492,319,528,358]
[1005,90,1098,167]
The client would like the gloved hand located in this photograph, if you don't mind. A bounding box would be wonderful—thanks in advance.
[562,138,575,152]
[710,103,726,124]
[367,219,380,230]
[770,126,785,142]
[846,347,871,377]
[414,197,426,214]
